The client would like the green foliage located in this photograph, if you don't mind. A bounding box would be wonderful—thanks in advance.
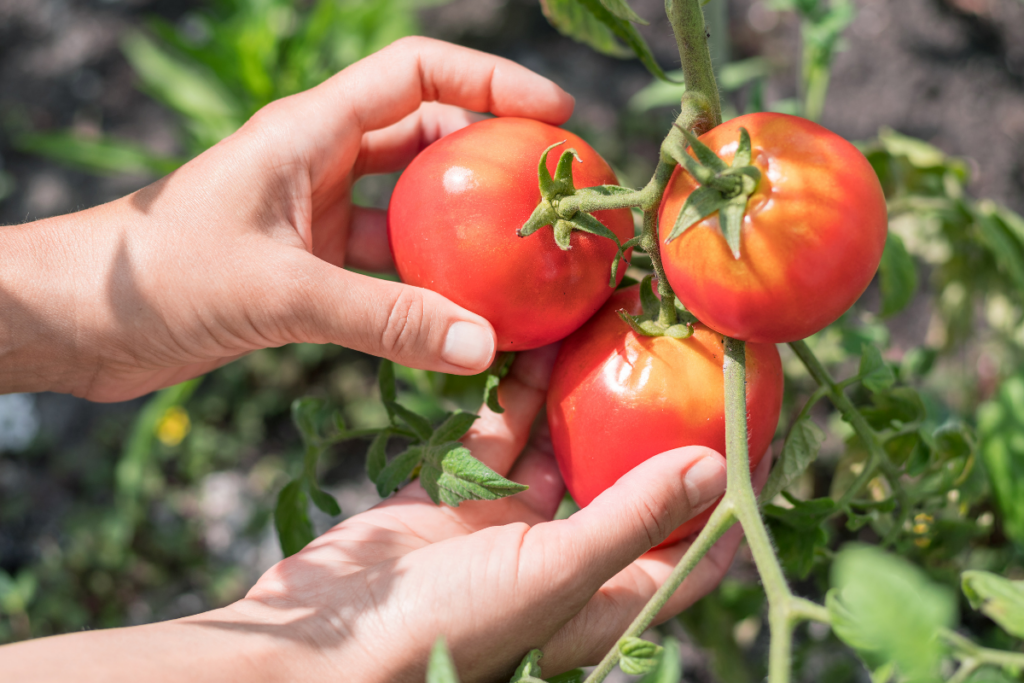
[961,570,1024,639]
[617,636,664,676]
[977,376,1024,548]
[427,637,461,683]
[14,0,444,174]
[828,545,957,682]
[539,0,675,82]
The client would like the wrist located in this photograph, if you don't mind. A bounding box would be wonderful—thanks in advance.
[0,202,123,396]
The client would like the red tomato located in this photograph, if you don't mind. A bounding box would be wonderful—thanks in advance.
[547,285,783,544]
[388,117,634,351]
[658,113,888,343]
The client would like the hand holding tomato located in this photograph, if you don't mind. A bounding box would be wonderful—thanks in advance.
[0,38,575,401]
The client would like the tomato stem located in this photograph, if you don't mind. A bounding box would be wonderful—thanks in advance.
[666,0,723,134]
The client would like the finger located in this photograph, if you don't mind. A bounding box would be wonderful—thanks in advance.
[459,343,560,476]
[345,207,393,273]
[540,522,744,670]
[505,424,565,520]
[355,102,486,177]
[519,447,727,615]
[272,251,496,374]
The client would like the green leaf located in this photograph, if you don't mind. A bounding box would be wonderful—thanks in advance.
[431,412,479,444]
[962,570,1024,639]
[308,487,341,517]
[366,431,389,484]
[13,131,183,176]
[878,232,918,317]
[510,649,545,682]
[859,344,896,394]
[759,416,824,505]
[977,206,1024,293]
[765,496,835,578]
[291,397,328,443]
[546,671,585,683]
[0,569,37,615]
[664,185,728,243]
[427,637,460,683]
[638,636,681,683]
[828,545,957,680]
[422,443,528,507]
[599,0,647,24]
[618,637,663,676]
[392,402,434,441]
[379,359,397,419]
[978,376,1024,546]
[566,0,678,83]
[860,387,926,430]
[484,353,516,414]
[121,31,244,147]
[375,445,424,497]
[540,0,632,58]
[275,479,315,557]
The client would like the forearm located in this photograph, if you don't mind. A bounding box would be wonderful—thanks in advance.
[0,601,306,683]
[0,200,130,396]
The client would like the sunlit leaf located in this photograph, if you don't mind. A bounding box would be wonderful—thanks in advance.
[760,416,824,504]
[275,479,314,557]
[962,570,1024,639]
[618,637,663,676]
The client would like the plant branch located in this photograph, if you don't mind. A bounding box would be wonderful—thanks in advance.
[582,498,738,683]
[942,628,1024,670]
[665,0,722,133]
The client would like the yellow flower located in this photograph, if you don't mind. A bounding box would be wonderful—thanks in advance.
[156,406,191,447]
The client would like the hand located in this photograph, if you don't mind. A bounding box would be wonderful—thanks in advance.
[0,37,575,401]
[226,346,768,682]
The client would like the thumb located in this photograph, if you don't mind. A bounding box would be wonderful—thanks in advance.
[275,252,496,374]
[526,447,727,597]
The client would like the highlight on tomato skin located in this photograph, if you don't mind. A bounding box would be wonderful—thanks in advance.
[658,112,889,344]
[387,117,635,352]
[546,284,784,546]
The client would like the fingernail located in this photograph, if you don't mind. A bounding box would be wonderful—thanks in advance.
[442,321,494,370]
[683,457,727,509]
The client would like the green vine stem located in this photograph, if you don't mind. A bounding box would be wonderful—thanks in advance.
[941,629,1024,672]
[666,0,722,134]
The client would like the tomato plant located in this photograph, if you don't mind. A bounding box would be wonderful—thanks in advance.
[387,117,634,351]
[547,284,783,543]
[658,113,888,343]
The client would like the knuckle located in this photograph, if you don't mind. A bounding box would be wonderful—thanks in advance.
[380,288,429,356]
[632,493,674,549]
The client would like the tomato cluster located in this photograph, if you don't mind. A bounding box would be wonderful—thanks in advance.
[389,113,886,543]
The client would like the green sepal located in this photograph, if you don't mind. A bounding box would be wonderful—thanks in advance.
[719,197,747,259]
[677,125,728,172]
[609,235,642,287]
[639,275,659,318]
[569,209,623,244]
[617,309,663,337]
[733,126,754,166]
[664,134,715,185]
[510,649,545,683]
[552,148,581,192]
[517,200,558,238]
[483,352,516,414]
[537,140,566,198]
[554,220,574,250]
[665,185,730,243]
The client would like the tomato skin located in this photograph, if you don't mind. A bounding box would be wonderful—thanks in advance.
[387,117,634,351]
[547,285,783,544]
[658,113,888,343]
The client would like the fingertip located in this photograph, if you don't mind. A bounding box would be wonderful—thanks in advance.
[441,320,496,373]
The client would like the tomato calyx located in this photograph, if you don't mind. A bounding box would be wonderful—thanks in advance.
[518,140,634,252]
[663,126,762,260]
[617,275,696,339]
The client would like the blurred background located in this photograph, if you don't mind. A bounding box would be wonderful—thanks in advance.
[2,0,1024,681]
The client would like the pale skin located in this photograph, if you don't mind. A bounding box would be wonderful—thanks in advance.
[0,37,767,682]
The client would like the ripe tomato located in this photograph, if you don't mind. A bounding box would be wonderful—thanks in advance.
[658,113,888,343]
[547,285,783,544]
[388,117,634,351]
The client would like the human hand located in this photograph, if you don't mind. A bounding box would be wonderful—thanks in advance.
[214,346,770,682]
[0,37,574,401]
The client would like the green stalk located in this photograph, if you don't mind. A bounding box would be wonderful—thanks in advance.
[581,500,737,683]
[665,0,722,133]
